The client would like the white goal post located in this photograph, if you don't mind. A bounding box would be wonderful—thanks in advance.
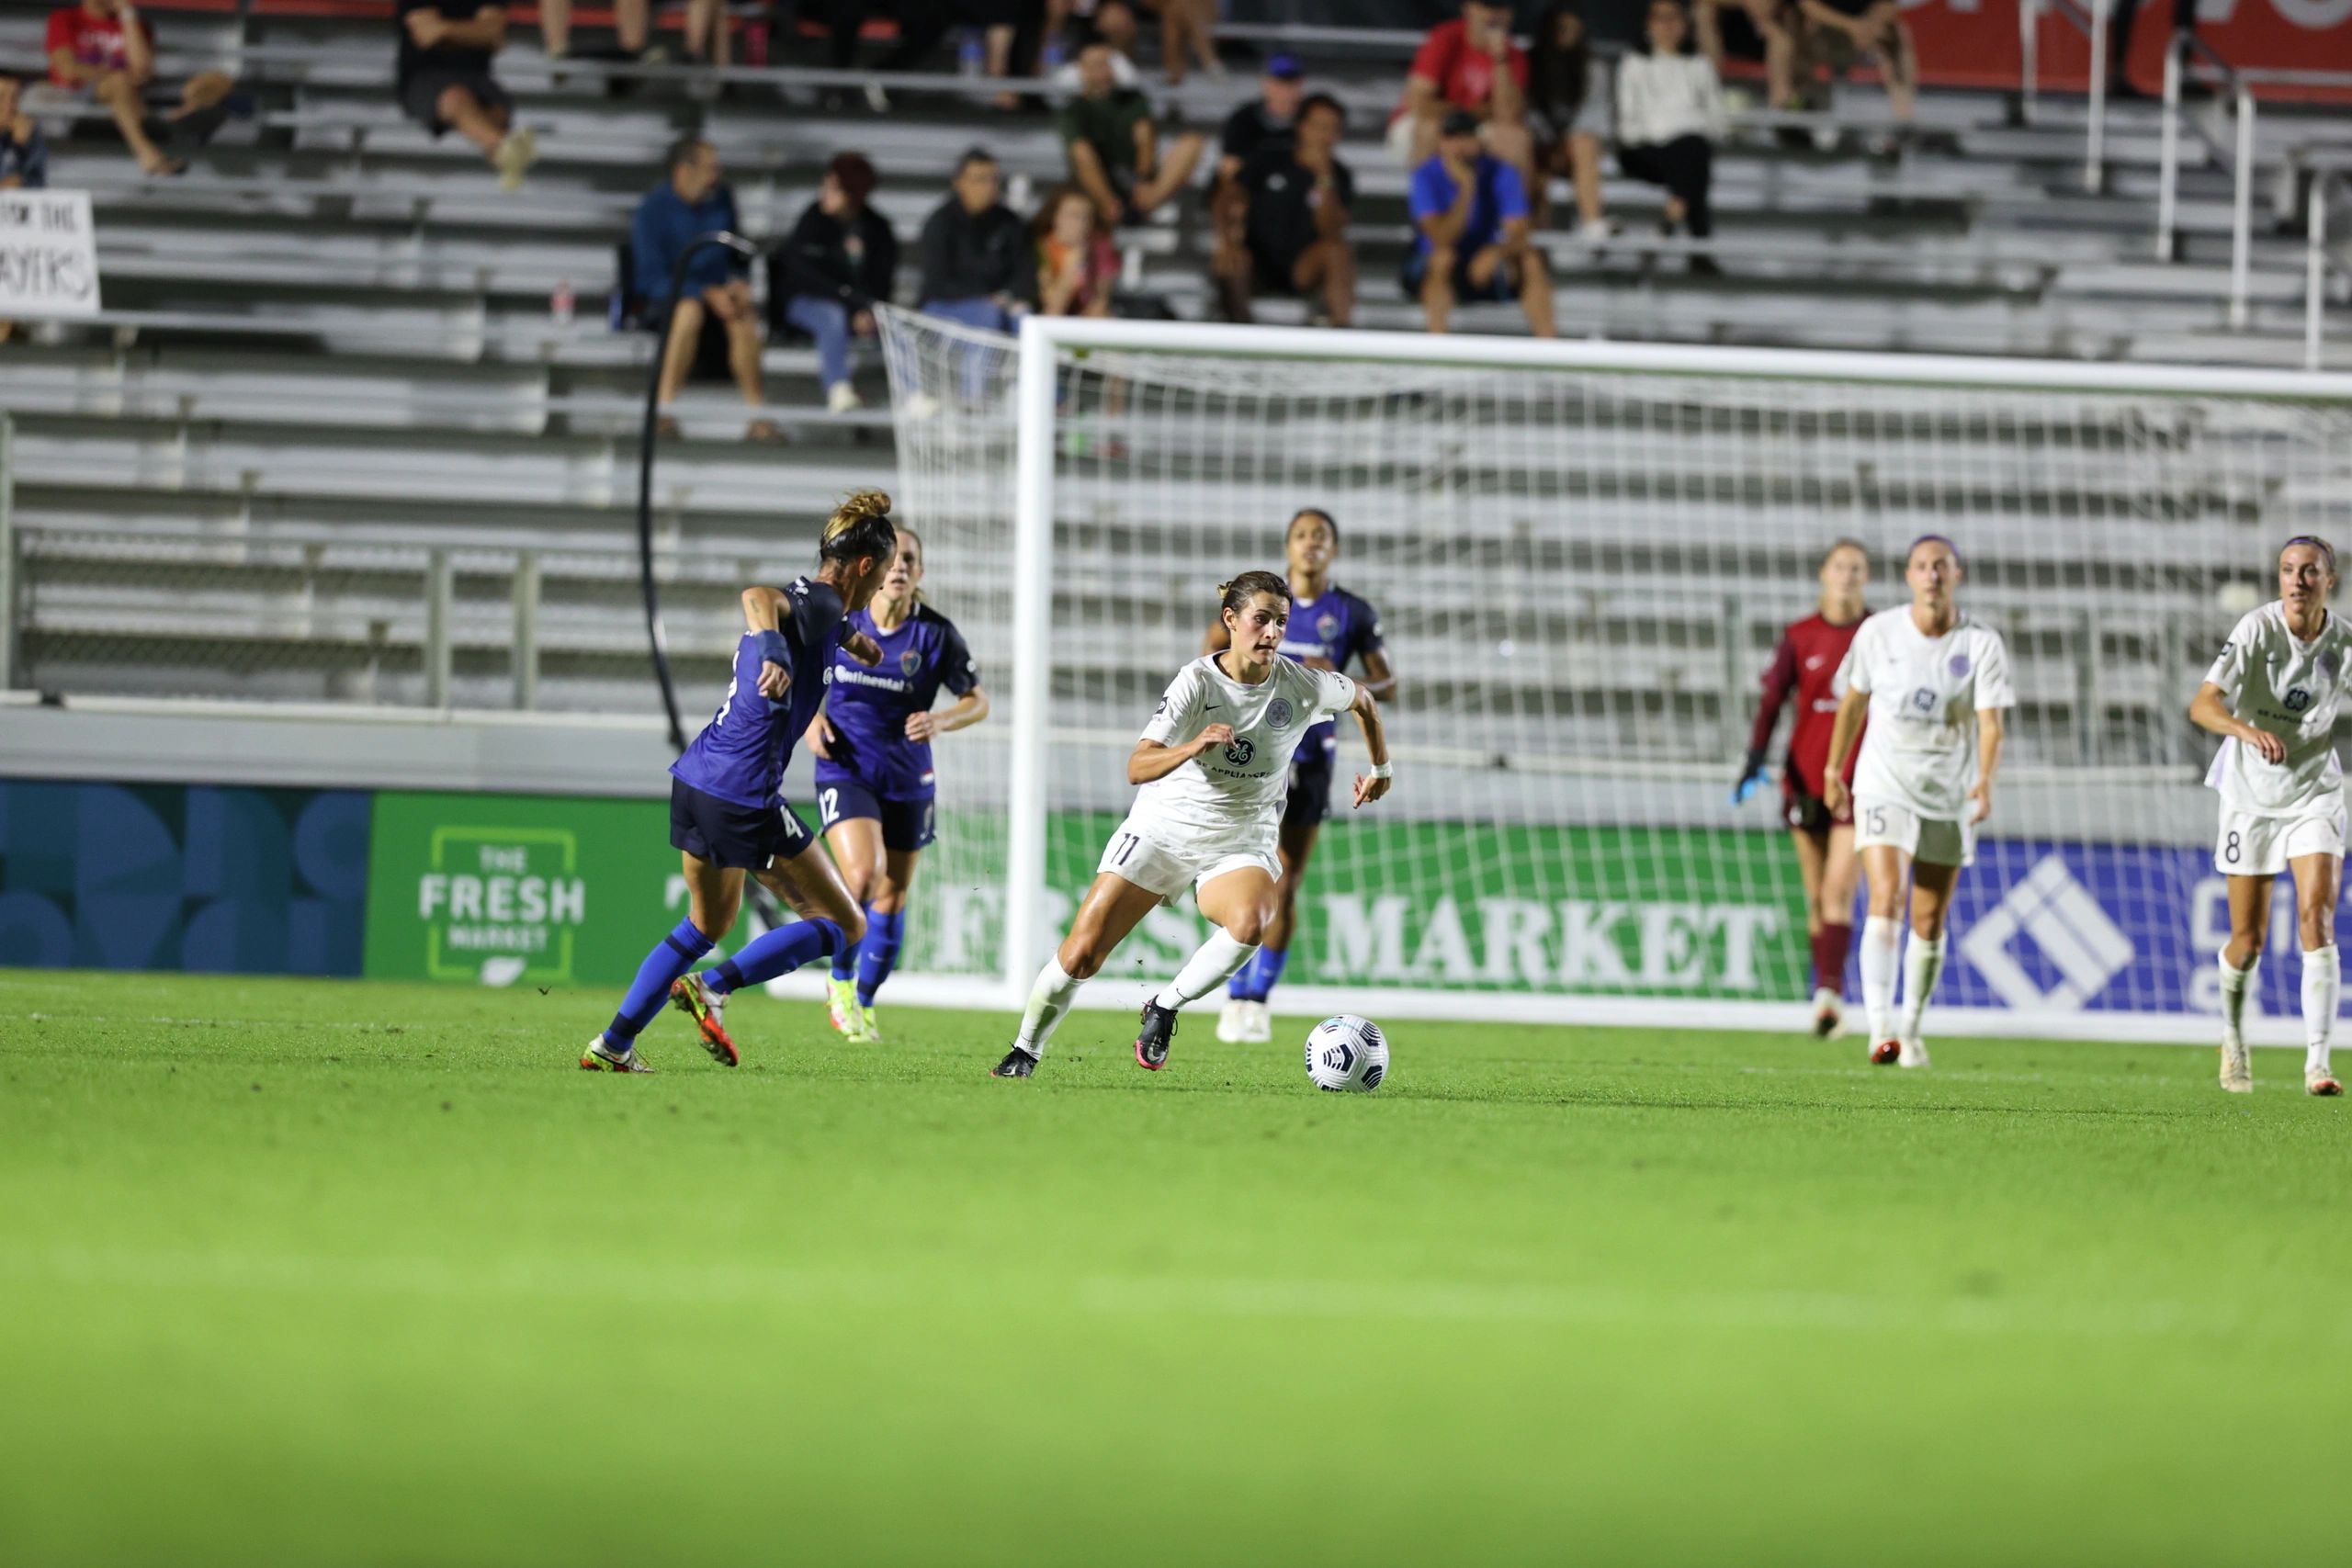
[876,307,2352,1043]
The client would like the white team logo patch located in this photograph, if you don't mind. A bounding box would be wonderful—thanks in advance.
[1266,698,1294,729]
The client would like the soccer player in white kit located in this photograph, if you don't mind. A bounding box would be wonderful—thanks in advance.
[992,571,1393,1078]
[2188,536,2348,1098]
[1823,536,2015,1069]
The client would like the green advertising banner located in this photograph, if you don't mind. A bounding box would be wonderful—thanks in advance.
[364,790,1809,1002]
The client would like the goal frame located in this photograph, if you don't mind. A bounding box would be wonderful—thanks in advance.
[998,315,2352,1040]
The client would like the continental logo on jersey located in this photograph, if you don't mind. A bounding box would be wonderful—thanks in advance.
[899,649,922,677]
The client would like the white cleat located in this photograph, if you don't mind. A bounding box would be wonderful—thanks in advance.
[1216,998,1247,1043]
[2221,1041,2253,1094]
[1240,999,1274,1044]
[1811,987,1845,1040]
[580,1035,653,1073]
[2309,1068,2344,1098]
[826,976,860,1038]
[1897,1037,1931,1070]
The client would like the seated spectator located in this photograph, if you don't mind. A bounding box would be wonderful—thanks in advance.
[1140,0,1219,86]
[803,0,950,77]
[0,72,46,190]
[45,0,238,177]
[1406,108,1555,338]
[1030,186,1120,320]
[1215,51,1303,189]
[395,0,537,189]
[1048,0,1142,87]
[917,147,1029,333]
[633,138,779,443]
[1617,0,1725,272]
[1386,0,1535,199]
[1528,1,1612,239]
[1798,0,1914,129]
[1212,91,1355,328]
[1695,0,1802,111]
[537,0,647,61]
[1057,33,1204,226]
[779,152,897,415]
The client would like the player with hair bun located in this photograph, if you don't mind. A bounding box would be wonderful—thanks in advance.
[1823,535,2015,1071]
[1205,507,1396,1045]
[1736,538,1870,1038]
[2189,535,2349,1097]
[582,491,898,1073]
[994,570,1392,1079]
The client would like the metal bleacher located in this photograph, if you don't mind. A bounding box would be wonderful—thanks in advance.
[2,0,2348,747]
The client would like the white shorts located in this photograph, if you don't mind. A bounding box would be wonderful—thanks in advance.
[1096,814,1282,905]
[2215,806,2346,876]
[1385,111,1419,166]
[1854,798,1975,868]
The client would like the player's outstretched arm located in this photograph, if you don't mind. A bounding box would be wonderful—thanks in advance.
[1350,684,1391,807]
[1820,686,1869,815]
[1969,707,2006,825]
[1129,727,1232,785]
[2189,681,2287,764]
[740,586,793,698]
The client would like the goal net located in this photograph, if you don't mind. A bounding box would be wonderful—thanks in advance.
[872,308,2352,1043]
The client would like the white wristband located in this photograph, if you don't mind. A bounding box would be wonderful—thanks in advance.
[1368,762,1393,781]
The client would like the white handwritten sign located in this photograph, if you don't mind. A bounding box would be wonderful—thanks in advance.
[0,190,101,319]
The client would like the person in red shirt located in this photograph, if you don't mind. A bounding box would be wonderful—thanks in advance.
[1388,0,1536,197]
[1736,538,1870,1037]
[46,0,235,177]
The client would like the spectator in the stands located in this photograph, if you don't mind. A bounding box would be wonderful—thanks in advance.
[1215,51,1303,189]
[1529,1,1613,239]
[537,0,647,62]
[634,138,780,443]
[1797,0,1915,128]
[1048,0,1140,85]
[46,0,238,177]
[1058,32,1204,225]
[1617,0,1725,271]
[0,72,46,190]
[805,1,952,78]
[1388,0,1535,200]
[1407,107,1555,339]
[1212,91,1354,328]
[781,152,898,415]
[395,0,538,189]
[1030,185,1120,320]
[1141,0,1218,85]
[1694,0,1802,111]
[918,147,1029,333]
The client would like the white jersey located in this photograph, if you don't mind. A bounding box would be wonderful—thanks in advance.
[1133,655,1357,837]
[2201,601,2352,818]
[1838,606,2017,820]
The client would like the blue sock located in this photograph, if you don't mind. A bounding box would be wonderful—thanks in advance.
[855,907,903,1009]
[1252,948,1290,1003]
[707,918,845,995]
[603,919,715,1048]
[830,942,858,985]
[1227,957,1255,1003]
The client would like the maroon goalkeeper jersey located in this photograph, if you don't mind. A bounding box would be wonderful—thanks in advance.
[1747,611,1865,798]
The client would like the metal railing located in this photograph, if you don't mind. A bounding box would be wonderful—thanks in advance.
[2306,156,2351,371]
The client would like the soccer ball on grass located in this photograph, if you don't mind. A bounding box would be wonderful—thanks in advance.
[1304,1014,1388,1093]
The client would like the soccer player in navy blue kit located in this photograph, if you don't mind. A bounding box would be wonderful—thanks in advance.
[1204,509,1396,1044]
[581,491,898,1073]
[806,525,990,1043]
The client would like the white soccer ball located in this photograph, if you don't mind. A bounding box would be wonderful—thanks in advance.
[1304,1014,1388,1093]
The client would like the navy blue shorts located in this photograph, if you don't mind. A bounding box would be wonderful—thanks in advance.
[669,778,815,870]
[816,779,937,852]
[1283,757,1335,829]
[1401,247,1519,303]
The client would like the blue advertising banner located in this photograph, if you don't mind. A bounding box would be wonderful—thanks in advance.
[0,782,371,976]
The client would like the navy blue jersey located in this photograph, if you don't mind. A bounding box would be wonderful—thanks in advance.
[1279,585,1384,762]
[814,604,979,798]
[671,577,850,809]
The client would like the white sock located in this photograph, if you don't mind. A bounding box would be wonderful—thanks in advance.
[2217,950,2256,1045]
[1860,916,1902,1043]
[1899,933,1945,1043]
[1014,957,1084,1057]
[1156,931,1259,1010]
[2301,944,2338,1077]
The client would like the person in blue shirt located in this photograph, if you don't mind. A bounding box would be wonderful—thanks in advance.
[582,491,898,1073]
[632,136,779,444]
[0,72,47,191]
[1204,508,1397,1045]
[1404,107,1556,339]
[806,526,990,1043]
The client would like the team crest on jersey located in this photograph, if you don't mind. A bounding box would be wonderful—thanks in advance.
[899,649,922,677]
[1266,698,1294,729]
[1317,613,1340,641]
[1224,737,1256,767]
[2321,651,2341,681]
[1948,654,1971,677]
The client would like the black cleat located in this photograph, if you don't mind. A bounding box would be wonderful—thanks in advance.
[1134,1000,1178,1071]
[991,1047,1038,1078]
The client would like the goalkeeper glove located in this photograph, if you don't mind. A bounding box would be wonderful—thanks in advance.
[1732,754,1770,807]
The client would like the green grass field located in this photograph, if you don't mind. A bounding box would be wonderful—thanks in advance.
[0,967,2340,1565]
